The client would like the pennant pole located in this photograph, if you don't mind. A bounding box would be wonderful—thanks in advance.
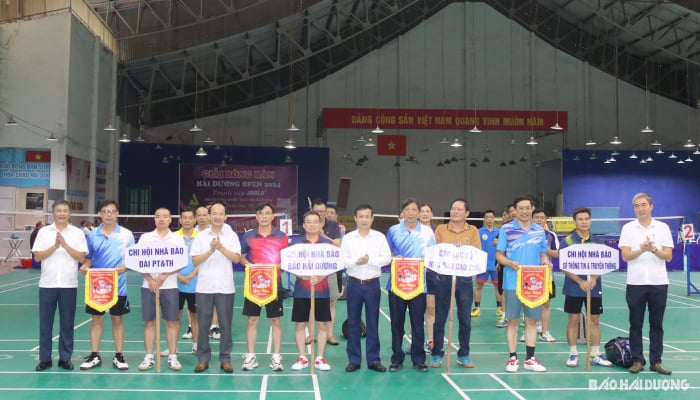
[445,275,457,373]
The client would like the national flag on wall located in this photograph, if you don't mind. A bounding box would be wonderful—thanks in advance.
[25,150,51,162]
[377,135,407,156]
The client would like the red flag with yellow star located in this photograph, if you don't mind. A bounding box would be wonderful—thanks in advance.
[376,135,406,156]
[25,150,51,162]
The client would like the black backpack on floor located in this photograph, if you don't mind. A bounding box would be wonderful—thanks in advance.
[604,337,633,368]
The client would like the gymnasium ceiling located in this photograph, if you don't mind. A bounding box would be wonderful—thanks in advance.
[87,0,700,128]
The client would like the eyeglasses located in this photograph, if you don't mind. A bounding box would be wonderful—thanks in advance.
[100,209,117,215]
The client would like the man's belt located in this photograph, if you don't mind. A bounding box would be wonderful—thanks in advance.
[349,276,379,285]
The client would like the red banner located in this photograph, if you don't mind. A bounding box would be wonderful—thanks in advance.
[85,269,118,312]
[516,266,551,308]
[25,150,51,162]
[377,135,407,156]
[322,108,567,131]
[244,264,279,307]
[391,258,424,300]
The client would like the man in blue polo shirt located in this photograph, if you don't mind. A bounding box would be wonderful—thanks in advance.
[496,195,549,373]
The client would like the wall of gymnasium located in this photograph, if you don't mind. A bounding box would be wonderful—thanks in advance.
[143,2,693,218]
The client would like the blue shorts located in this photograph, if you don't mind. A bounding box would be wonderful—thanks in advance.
[476,269,499,284]
[504,290,542,321]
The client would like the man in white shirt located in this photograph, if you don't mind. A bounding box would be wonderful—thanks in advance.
[191,202,242,373]
[619,192,673,375]
[33,200,88,371]
[341,204,392,373]
[136,208,186,372]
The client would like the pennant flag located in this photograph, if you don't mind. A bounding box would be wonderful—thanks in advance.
[85,269,118,312]
[244,264,279,307]
[390,258,425,300]
[377,135,407,156]
[25,150,51,162]
[516,266,551,308]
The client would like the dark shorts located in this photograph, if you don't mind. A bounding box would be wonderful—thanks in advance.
[243,295,284,318]
[86,295,130,316]
[179,292,197,313]
[291,298,331,322]
[564,296,604,315]
[549,280,556,300]
[497,264,504,295]
[141,288,179,321]
[426,270,438,295]
[476,269,499,284]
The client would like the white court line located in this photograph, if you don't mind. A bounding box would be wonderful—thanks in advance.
[0,283,38,294]
[266,326,273,354]
[488,373,526,400]
[312,373,322,400]
[0,277,39,288]
[259,374,268,400]
[30,318,92,351]
[441,373,471,400]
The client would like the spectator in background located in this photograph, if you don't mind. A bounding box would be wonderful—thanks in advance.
[30,220,44,249]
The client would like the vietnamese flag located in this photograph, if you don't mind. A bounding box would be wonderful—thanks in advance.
[377,135,407,156]
[25,150,51,162]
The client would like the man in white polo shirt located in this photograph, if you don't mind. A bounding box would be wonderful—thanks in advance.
[190,201,242,373]
[618,192,673,375]
[33,200,88,371]
[136,208,186,372]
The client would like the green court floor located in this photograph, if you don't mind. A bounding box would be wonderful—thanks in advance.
[1,269,699,399]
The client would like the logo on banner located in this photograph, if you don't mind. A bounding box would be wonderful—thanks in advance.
[516,266,551,308]
[85,269,118,312]
[244,264,278,306]
[391,258,424,300]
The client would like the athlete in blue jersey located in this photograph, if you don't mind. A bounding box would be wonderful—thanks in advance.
[175,208,199,354]
[78,200,135,371]
[472,209,504,322]
[385,198,435,372]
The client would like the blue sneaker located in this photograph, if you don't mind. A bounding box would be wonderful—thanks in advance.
[591,354,612,367]
[566,353,578,368]
[430,355,443,368]
[496,319,508,328]
[456,356,474,368]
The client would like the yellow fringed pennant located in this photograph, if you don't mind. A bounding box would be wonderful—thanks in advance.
[516,266,551,308]
[244,264,278,307]
[390,258,424,300]
[85,269,118,312]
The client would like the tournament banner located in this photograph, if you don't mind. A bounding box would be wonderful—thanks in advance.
[423,243,488,277]
[124,241,188,274]
[516,266,551,308]
[559,244,619,276]
[85,269,118,312]
[280,243,343,277]
[390,258,424,300]
[244,264,279,306]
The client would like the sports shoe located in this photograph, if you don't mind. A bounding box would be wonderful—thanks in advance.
[524,357,547,372]
[138,355,155,371]
[496,319,507,328]
[241,353,259,371]
[424,340,434,354]
[168,356,182,371]
[539,331,556,342]
[270,353,284,371]
[519,333,525,342]
[80,353,102,370]
[566,353,579,367]
[209,326,221,339]
[430,354,443,368]
[291,355,309,371]
[471,308,481,317]
[112,353,128,370]
[192,343,198,354]
[456,356,474,368]
[505,356,519,373]
[536,321,543,333]
[519,317,525,327]
[182,325,192,339]
[315,356,331,371]
[496,308,504,316]
[591,354,612,367]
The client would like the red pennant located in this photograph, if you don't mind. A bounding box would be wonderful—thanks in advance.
[377,135,406,156]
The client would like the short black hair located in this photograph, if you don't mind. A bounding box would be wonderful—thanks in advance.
[400,198,420,212]
[354,203,373,216]
[451,198,469,211]
[303,211,321,222]
[512,195,534,209]
[98,200,119,213]
[483,209,495,217]
[52,200,70,211]
[572,207,591,220]
[256,203,275,213]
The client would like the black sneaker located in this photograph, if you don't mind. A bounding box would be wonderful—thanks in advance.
[112,353,128,370]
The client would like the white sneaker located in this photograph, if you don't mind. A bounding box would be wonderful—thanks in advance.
[523,357,547,372]
[591,354,613,367]
[536,321,543,333]
[209,326,221,339]
[241,353,259,371]
[539,331,556,342]
[192,343,198,354]
[111,354,128,370]
[505,356,519,373]
[138,355,155,371]
[270,353,284,371]
[168,356,182,371]
[80,353,102,370]
[291,355,309,371]
[566,354,579,367]
[315,356,331,371]
[182,325,192,339]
